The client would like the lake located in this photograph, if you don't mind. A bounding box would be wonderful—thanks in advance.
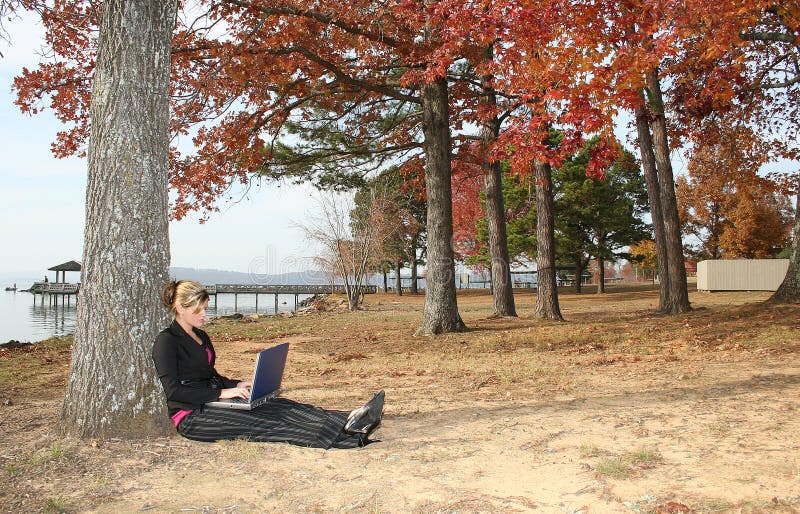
[0,275,313,343]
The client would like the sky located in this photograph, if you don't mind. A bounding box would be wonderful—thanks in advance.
[0,13,322,276]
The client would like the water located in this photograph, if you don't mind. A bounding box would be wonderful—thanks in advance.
[0,275,313,343]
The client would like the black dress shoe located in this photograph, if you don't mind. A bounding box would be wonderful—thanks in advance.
[344,390,385,434]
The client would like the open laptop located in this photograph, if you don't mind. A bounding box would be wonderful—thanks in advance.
[205,342,289,410]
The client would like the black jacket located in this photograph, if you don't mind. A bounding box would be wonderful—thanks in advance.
[152,320,239,416]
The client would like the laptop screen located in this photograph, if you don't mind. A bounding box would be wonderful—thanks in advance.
[250,342,289,400]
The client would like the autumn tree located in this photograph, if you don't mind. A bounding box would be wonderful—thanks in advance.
[663,1,800,301]
[629,240,659,282]
[553,1,693,312]
[58,0,175,437]
[11,0,476,334]
[676,123,794,259]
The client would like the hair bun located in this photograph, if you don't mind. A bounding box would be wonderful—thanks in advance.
[161,280,179,309]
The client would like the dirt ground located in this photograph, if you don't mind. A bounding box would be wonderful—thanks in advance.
[1,285,799,513]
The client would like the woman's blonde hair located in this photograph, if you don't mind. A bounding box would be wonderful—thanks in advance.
[161,280,209,314]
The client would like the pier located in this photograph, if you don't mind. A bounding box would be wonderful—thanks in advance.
[31,282,80,307]
[27,260,378,314]
[206,284,377,312]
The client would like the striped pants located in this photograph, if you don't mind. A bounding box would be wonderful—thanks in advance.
[177,398,366,449]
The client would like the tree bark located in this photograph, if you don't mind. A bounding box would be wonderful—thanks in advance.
[60,0,176,438]
[770,192,800,302]
[416,77,466,335]
[480,47,516,318]
[409,241,419,294]
[382,269,388,292]
[645,69,691,314]
[635,94,671,312]
[597,257,606,294]
[574,257,584,294]
[533,161,563,320]
[395,260,402,296]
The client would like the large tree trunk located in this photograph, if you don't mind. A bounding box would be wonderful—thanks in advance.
[635,94,671,312]
[533,161,563,320]
[770,193,800,302]
[395,260,403,297]
[416,77,466,335]
[382,269,388,292]
[61,0,176,438]
[481,47,516,318]
[645,69,690,314]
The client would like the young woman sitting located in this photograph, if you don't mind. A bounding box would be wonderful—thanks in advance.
[152,280,383,449]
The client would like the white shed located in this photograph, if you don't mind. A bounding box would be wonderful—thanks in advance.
[696,259,790,291]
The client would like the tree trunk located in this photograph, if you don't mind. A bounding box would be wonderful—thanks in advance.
[348,293,359,311]
[574,257,584,294]
[60,0,176,438]
[533,161,563,320]
[635,94,670,312]
[382,269,388,292]
[770,192,800,302]
[416,77,466,335]
[597,259,606,293]
[395,260,403,297]
[481,47,516,317]
[410,240,419,294]
[645,69,690,314]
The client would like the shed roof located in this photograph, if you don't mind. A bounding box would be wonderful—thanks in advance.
[48,260,82,272]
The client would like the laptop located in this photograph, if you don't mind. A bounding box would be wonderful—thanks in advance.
[205,342,289,410]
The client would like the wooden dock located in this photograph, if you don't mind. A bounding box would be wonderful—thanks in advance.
[26,282,376,313]
[30,282,80,307]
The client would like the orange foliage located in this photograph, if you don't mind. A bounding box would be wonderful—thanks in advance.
[677,123,794,259]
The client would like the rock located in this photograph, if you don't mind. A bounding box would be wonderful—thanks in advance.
[2,340,33,350]
[220,313,244,320]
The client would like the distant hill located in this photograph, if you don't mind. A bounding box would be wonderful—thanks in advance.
[169,267,336,286]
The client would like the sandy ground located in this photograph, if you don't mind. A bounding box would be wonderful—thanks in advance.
[1,287,799,513]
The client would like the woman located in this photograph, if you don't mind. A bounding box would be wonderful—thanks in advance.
[152,280,383,449]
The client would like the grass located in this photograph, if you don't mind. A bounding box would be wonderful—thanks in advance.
[42,497,66,514]
[3,462,20,476]
[579,442,600,458]
[594,447,663,479]
[595,457,631,479]
[628,446,662,467]
[217,438,267,463]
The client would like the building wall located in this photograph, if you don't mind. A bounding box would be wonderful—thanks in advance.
[697,259,790,291]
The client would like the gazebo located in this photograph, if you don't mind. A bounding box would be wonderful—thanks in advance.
[48,260,82,284]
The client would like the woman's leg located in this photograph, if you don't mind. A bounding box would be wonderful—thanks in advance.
[177,398,364,449]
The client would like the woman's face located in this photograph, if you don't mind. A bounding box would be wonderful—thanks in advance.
[176,298,209,329]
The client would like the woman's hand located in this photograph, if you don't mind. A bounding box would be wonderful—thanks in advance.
[219,387,250,400]
[236,380,252,389]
